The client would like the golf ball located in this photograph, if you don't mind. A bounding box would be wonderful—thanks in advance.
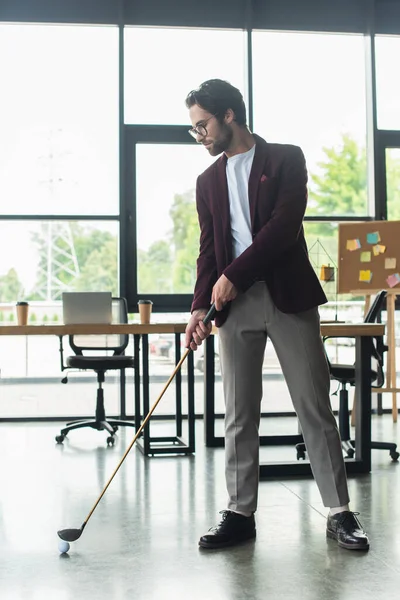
[58,540,70,554]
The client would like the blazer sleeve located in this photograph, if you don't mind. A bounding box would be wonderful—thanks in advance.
[223,145,308,292]
[191,176,218,312]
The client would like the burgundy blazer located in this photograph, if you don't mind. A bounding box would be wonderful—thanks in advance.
[191,134,327,327]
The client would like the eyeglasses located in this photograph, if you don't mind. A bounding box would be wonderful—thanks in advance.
[188,114,217,139]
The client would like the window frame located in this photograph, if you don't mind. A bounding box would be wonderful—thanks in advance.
[122,125,199,313]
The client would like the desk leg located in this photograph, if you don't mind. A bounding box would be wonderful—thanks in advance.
[134,334,141,431]
[187,349,196,453]
[175,332,183,438]
[119,368,126,418]
[142,334,150,454]
[204,335,218,447]
[354,336,372,472]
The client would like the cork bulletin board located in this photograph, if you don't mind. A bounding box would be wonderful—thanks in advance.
[338,221,400,294]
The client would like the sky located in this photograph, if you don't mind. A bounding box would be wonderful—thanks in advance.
[0,24,399,292]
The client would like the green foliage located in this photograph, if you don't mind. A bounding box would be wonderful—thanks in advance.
[307,133,400,235]
[70,223,115,268]
[137,189,200,294]
[29,223,118,300]
[169,191,199,292]
[75,239,118,294]
[30,313,37,323]
[138,241,173,293]
[0,268,24,302]
[8,312,15,322]
[307,134,367,238]
[169,191,197,252]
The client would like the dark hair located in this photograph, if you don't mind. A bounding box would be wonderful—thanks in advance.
[185,79,247,126]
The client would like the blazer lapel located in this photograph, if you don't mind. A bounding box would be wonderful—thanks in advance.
[215,155,232,265]
[248,135,268,229]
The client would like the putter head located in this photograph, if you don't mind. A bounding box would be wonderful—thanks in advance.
[57,527,83,542]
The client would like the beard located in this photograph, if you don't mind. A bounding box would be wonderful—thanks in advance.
[204,123,234,156]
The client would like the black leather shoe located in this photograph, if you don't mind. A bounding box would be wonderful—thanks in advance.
[326,511,369,550]
[199,510,256,549]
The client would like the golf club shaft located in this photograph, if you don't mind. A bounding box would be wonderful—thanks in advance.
[82,303,216,528]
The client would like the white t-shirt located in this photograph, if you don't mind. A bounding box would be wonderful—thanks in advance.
[226,144,256,259]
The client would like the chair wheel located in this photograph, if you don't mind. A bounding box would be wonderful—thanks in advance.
[297,451,306,460]
[55,435,65,444]
[112,426,119,433]
[390,451,399,462]
[346,449,355,459]
[107,436,115,446]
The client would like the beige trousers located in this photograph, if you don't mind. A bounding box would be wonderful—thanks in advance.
[218,282,350,513]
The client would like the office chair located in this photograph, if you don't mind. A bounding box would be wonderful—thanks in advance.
[296,290,399,462]
[55,297,136,446]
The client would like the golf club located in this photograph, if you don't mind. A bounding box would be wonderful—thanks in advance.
[58,303,216,543]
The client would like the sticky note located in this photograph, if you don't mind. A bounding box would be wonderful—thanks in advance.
[387,273,400,288]
[372,244,386,256]
[367,232,381,244]
[359,270,373,283]
[346,239,361,251]
[360,252,371,262]
[385,258,397,269]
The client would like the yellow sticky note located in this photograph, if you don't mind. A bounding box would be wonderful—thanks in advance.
[372,244,384,256]
[346,238,361,251]
[359,270,372,283]
[385,258,397,269]
[360,252,371,262]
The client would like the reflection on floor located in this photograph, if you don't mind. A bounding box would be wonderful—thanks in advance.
[0,417,399,600]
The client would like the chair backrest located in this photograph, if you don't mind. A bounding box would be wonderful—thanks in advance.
[69,297,129,356]
[324,290,387,388]
[363,290,387,387]
[364,290,387,324]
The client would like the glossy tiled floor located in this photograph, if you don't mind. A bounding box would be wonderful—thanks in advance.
[1,416,400,600]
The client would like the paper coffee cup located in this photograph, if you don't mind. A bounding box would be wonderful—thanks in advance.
[138,299,153,324]
[16,301,29,326]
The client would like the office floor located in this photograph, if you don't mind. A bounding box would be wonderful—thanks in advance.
[1,416,400,600]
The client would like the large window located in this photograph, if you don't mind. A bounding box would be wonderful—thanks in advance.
[0,24,119,216]
[376,35,400,131]
[136,143,213,294]
[124,27,247,125]
[252,31,368,218]
[1,15,398,418]
[0,220,119,306]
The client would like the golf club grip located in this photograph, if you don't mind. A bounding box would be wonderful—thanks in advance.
[202,303,216,326]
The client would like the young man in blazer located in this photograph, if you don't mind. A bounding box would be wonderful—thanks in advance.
[184,79,369,551]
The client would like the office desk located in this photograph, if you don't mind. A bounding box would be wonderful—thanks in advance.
[202,323,385,478]
[0,322,385,472]
[0,322,191,455]
[0,323,187,336]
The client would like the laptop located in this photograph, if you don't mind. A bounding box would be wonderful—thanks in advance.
[62,292,112,325]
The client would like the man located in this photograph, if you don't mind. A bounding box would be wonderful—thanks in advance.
[184,79,369,551]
